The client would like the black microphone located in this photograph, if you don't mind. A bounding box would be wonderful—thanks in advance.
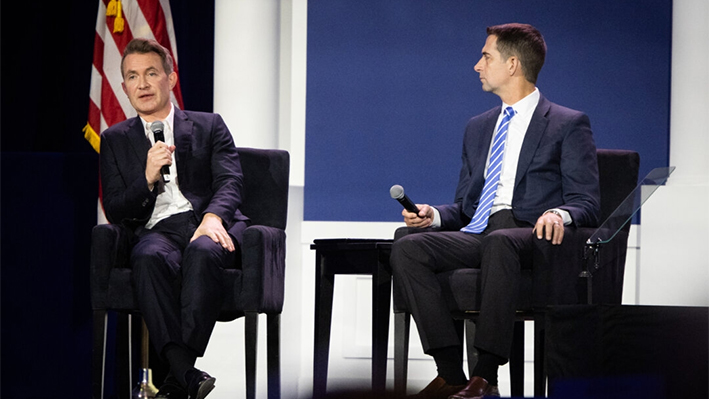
[390,184,421,214]
[150,121,171,183]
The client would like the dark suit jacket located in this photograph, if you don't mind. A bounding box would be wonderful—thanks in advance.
[100,108,248,231]
[437,95,601,229]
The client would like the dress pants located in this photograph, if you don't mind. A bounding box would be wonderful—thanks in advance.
[131,211,245,358]
[391,210,579,360]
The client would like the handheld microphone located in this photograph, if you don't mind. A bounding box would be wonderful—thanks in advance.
[390,184,421,214]
[150,121,171,183]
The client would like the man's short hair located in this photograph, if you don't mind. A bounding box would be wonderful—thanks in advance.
[121,38,174,77]
[487,23,546,84]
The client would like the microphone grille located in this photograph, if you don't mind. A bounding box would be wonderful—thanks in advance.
[150,121,164,133]
[390,184,405,199]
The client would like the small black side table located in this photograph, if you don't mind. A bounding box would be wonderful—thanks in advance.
[310,238,394,397]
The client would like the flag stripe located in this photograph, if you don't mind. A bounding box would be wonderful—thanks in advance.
[137,0,168,45]
[92,31,105,72]
[100,73,129,127]
[102,33,136,119]
[87,98,102,136]
[159,0,179,64]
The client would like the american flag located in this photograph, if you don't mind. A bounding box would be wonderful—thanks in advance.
[83,0,184,153]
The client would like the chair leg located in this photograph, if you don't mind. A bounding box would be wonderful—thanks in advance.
[464,319,478,378]
[313,262,335,398]
[534,313,546,397]
[371,264,391,394]
[267,313,281,399]
[509,320,525,397]
[245,311,258,399]
[128,314,134,395]
[93,310,108,399]
[114,313,136,399]
[394,311,410,396]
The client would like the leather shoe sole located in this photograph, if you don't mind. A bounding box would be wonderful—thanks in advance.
[187,370,216,399]
[156,390,187,399]
[448,376,499,399]
[156,375,187,399]
[409,376,467,399]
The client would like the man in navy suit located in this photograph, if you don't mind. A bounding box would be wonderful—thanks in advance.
[391,23,601,399]
[100,38,247,399]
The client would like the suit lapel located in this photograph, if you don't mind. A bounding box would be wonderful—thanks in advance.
[172,108,193,175]
[472,106,501,177]
[514,95,551,189]
[126,117,151,169]
[462,107,499,213]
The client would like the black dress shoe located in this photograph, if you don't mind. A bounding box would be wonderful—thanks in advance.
[186,369,216,399]
[447,376,500,399]
[408,376,467,399]
[156,375,188,399]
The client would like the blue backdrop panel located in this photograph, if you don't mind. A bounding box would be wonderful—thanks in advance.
[305,0,671,222]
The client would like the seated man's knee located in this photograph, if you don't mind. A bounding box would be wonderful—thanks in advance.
[183,235,234,274]
[131,243,155,263]
[481,229,534,263]
[482,229,528,248]
[391,233,439,276]
[131,244,180,279]
[482,230,513,246]
[185,235,223,261]
[391,235,422,269]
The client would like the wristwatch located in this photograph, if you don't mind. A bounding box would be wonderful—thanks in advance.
[544,209,563,218]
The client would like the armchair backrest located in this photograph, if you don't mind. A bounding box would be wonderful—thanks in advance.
[236,147,290,230]
[596,149,640,232]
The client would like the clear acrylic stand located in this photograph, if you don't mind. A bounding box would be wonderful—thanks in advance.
[581,166,676,303]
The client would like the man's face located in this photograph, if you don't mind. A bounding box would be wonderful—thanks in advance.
[121,52,176,121]
[473,35,511,95]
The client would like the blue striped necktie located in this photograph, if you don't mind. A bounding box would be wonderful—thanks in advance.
[461,106,516,234]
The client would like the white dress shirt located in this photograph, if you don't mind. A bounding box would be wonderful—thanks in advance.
[142,104,193,229]
[489,88,540,214]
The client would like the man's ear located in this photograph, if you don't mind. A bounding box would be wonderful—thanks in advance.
[122,82,128,95]
[507,56,521,76]
[168,71,178,90]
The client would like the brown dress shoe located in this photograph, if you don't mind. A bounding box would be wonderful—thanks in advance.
[447,376,500,399]
[408,376,467,399]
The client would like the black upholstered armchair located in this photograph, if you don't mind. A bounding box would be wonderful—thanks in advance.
[91,147,289,399]
[393,149,640,397]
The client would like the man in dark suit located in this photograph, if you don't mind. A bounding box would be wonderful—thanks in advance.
[391,23,601,399]
[100,38,248,399]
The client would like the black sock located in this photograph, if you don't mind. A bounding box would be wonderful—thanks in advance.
[430,346,468,386]
[163,343,197,387]
[472,349,505,386]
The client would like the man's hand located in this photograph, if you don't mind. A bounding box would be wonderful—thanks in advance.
[190,213,235,252]
[533,211,565,245]
[145,141,175,188]
[403,204,434,228]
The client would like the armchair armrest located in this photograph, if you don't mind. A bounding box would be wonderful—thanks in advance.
[90,224,132,310]
[241,225,286,313]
